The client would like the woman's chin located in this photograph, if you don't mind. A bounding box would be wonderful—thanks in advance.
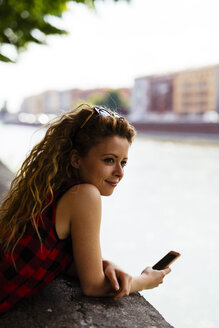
[100,189,114,197]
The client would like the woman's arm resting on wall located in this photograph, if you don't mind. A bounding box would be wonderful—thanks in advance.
[67,184,115,297]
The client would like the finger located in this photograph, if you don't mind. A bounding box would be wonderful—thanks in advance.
[163,267,171,275]
[114,292,123,300]
[113,287,129,300]
[108,291,118,297]
[106,270,120,291]
[160,268,171,278]
[141,266,152,274]
[114,275,131,299]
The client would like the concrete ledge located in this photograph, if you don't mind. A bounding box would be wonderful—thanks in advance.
[0,161,173,328]
[0,160,14,200]
[0,275,173,328]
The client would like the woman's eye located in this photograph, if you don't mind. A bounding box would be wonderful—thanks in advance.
[121,161,127,167]
[104,158,114,164]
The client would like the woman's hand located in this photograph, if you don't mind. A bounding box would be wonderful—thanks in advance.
[140,266,171,289]
[102,261,171,299]
[102,260,132,299]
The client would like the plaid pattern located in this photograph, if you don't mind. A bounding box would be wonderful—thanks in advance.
[0,181,78,314]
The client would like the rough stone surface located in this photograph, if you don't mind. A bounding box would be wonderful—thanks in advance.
[0,161,173,328]
[0,161,14,200]
[0,276,173,328]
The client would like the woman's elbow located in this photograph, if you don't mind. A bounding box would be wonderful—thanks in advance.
[81,281,108,297]
[81,285,99,297]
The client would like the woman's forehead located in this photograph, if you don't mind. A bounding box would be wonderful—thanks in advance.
[92,136,130,155]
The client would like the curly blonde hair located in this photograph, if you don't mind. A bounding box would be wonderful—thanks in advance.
[0,104,136,255]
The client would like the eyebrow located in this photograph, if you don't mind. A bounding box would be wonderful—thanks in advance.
[102,153,128,160]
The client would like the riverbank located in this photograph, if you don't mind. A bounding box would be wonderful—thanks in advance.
[133,121,219,145]
[137,130,219,147]
[133,121,219,136]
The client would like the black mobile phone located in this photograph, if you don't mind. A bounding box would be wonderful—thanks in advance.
[152,251,181,270]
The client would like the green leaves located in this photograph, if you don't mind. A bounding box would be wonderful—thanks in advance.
[0,0,68,61]
[0,0,130,63]
[0,53,14,62]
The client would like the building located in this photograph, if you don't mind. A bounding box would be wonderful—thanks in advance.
[131,74,174,121]
[20,88,131,115]
[131,64,219,121]
[130,77,150,122]
[148,74,174,114]
[173,65,219,114]
[20,93,44,114]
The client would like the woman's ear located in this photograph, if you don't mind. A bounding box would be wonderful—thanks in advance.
[71,150,81,169]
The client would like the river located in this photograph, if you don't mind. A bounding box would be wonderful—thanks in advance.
[0,122,219,328]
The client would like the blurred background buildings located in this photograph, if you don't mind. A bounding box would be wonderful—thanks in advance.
[0,88,130,125]
[19,88,130,115]
[1,64,219,126]
[131,63,219,123]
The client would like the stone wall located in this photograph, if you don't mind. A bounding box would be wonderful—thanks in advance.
[0,161,173,328]
[0,160,14,200]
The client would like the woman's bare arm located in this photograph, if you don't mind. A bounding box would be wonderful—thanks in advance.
[67,184,114,296]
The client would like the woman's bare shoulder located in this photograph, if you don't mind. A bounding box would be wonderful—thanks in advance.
[67,183,101,202]
[56,184,101,239]
[59,183,101,216]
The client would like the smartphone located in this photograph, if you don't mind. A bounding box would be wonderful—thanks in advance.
[152,251,181,270]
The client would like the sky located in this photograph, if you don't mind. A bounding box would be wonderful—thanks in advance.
[1,0,219,112]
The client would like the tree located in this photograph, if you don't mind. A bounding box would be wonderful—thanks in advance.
[0,0,130,63]
[95,90,124,110]
[86,89,130,114]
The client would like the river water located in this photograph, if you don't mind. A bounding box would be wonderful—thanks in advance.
[0,122,219,328]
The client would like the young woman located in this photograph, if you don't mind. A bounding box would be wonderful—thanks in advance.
[0,104,170,314]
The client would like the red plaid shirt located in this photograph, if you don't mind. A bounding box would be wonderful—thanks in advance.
[0,181,78,314]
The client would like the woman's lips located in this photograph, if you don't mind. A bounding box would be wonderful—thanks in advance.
[105,180,118,187]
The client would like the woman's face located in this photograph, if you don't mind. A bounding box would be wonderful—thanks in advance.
[73,135,130,196]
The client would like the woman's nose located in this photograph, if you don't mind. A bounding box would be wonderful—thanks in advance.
[114,164,124,178]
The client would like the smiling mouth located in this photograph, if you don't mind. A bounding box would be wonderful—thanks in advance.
[105,180,118,187]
